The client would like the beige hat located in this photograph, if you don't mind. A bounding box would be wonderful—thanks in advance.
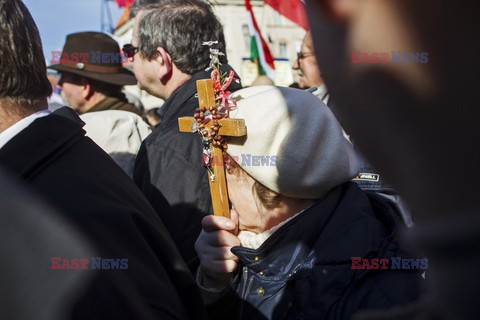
[226,86,360,199]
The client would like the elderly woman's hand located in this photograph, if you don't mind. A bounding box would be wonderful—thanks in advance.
[195,208,241,289]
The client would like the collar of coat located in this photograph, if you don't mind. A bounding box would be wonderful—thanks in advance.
[231,182,406,279]
[0,109,85,180]
[87,96,141,116]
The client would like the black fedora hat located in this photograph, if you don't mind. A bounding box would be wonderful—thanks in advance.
[49,32,137,86]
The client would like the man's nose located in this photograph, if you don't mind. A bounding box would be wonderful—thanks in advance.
[292,58,300,70]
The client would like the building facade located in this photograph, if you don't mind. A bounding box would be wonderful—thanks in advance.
[114,0,306,108]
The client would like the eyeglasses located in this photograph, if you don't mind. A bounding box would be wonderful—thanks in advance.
[296,51,315,60]
[122,44,139,58]
[58,73,84,86]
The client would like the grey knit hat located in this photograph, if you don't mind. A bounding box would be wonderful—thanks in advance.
[226,85,360,199]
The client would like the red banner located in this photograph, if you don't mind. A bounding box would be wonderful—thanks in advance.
[114,0,135,8]
[264,0,308,30]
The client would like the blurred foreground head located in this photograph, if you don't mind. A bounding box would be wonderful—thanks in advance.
[305,0,480,222]
[0,0,51,113]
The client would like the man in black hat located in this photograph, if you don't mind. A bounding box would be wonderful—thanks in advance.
[0,0,205,319]
[50,32,140,115]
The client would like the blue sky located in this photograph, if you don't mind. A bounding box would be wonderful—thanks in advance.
[24,0,124,64]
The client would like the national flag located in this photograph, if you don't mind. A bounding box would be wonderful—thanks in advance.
[113,0,135,8]
[264,0,309,30]
[116,7,131,29]
[245,0,275,80]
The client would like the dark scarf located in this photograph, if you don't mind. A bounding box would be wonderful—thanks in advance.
[87,96,141,116]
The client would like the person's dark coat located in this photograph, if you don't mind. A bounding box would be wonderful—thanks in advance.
[0,108,206,320]
[0,168,94,320]
[134,65,242,271]
[202,182,421,320]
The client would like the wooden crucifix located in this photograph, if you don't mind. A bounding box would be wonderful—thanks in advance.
[178,79,246,219]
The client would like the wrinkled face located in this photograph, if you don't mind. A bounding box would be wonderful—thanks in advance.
[292,32,324,88]
[58,73,86,110]
[131,11,161,97]
[226,167,267,233]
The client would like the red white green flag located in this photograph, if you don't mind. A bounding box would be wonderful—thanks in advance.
[264,0,309,30]
[245,0,275,80]
[113,0,135,8]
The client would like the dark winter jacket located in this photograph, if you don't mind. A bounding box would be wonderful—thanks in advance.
[201,182,421,320]
[0,108,206,320]
[134,65,242,271]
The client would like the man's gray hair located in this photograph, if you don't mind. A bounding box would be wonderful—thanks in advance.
[136,0,227,75]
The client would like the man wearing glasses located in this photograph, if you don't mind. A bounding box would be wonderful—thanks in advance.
[128,0,242,273]
[49,32,150,176]
[50,32,141,116]
[0,1,205,318]
[293,31,329,104]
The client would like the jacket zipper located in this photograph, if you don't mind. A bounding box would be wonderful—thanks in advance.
[239,266,253,317]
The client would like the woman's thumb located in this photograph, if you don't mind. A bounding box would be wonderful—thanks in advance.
[230,207,239,236]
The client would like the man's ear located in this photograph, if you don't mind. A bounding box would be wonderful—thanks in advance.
[82,79,94,100]
[156,47,172,81]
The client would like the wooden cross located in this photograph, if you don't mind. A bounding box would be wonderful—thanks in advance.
[178,79,246,219]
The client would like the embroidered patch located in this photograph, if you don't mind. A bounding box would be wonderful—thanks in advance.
[353,173,380,182]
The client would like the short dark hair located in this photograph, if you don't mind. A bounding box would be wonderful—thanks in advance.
[88,79,125,101]
[136,0,227,74]
[61,72,126,101]
[0,0,52,107]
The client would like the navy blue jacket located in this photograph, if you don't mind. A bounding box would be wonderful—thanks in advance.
[202,182,420,320]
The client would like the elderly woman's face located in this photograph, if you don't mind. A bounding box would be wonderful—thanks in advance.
[226,168,268,234]
[226,166,316,234]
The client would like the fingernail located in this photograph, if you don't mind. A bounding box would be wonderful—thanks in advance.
[225,221,234,228]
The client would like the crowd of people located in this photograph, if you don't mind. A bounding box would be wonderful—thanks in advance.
[0,0,478,319]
